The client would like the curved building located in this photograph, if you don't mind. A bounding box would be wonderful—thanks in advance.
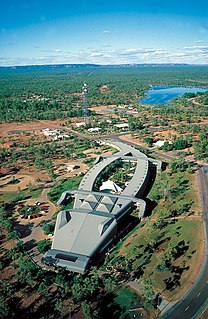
[43,140,161,273]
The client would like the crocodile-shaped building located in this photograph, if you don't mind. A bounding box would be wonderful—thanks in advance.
[42,140,161,273]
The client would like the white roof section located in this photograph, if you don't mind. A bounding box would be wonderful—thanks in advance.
[114,123,129,129]
[67,164,76,171]
[100,180,122,193]
[43,128,60,136]
[76,122,86,127]
[88,127,101,132]
[154,140,172,147]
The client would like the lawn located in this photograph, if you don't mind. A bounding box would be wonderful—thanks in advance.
[25,186,43,198]
[0,186,43,203]
[113,286,146,319]
[48,175,83,203]
[0,191,20,203]
[117,168,204,301]
[119,217,204,300]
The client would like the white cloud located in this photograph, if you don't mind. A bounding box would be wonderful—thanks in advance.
[102,30,111,34]
[183,45,208,50]
[90,52,104,57]
[1,45,208,66]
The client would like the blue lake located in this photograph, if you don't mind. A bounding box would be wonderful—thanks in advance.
[139,86,208,105]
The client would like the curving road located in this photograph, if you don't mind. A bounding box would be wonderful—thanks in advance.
[160,164,208,319]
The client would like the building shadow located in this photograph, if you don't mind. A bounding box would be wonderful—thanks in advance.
[144,198,157,217]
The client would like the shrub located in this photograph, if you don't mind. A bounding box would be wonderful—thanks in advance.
[37,240,51,254]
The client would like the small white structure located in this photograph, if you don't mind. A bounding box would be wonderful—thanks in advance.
[76,122,86,128]
[43,128,60,136]
[54,133,70,140]
[154,140,172,147]
[100,180,122,193]
[114,123,129,130]
[88,127,101,133]
[67,165,76,172]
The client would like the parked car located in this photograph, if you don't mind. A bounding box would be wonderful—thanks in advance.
[34,214,41,218]
[40,205,48,211]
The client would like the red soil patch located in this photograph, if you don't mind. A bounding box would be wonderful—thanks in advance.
[0,141,14,149]
[0,119,68,137]
[98,84,111,94]
[89,104,116,112]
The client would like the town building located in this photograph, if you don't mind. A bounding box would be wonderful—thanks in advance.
[42,140,161,274]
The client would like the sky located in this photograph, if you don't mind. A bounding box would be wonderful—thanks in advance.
[0,0,208,66]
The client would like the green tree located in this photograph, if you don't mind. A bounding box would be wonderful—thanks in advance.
[37,239,51,253]
[81,301,92,319]
[54,299,65,315]
[15,257,38,287]
[0,296,13,319]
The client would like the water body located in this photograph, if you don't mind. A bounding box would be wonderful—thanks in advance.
[139,86,208,105]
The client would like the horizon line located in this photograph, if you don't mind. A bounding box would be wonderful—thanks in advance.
[1,62,208,68]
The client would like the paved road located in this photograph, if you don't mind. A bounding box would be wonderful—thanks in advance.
[160,165,208,319]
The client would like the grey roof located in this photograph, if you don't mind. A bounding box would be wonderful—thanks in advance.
[101,196,117,205]
[85,194,101,203]
[43,140,162,273]
[80,201,97,210]
[96,203,113,213]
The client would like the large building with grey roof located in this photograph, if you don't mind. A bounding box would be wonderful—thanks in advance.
[42,140,161,274]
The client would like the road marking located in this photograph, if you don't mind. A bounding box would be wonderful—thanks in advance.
[185,306,190,312]
[197,292,201,297]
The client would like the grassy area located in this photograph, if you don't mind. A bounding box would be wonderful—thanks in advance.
[111,286,156,319]
[119,218,203,299]
[83,157,96,167]
[25,186,43,198]
[115,286,142,309]
[115,168,204,300]
[148,170,199,217]
[48,175,83,203]
[0,186,43,203]
[0,191,20,202]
